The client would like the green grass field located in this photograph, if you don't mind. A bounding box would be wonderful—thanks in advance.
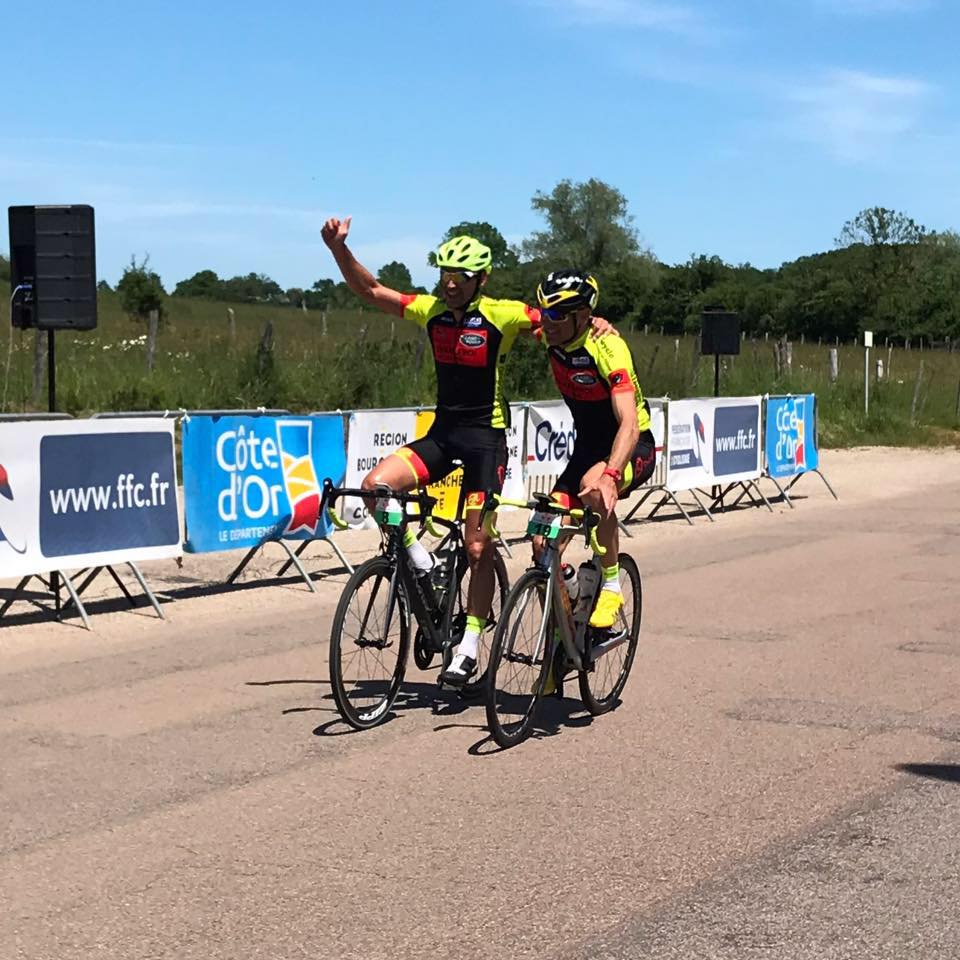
[2,288,958,448]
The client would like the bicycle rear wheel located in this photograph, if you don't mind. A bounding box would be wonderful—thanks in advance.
[578,553,641,715]
[485,570,553,748]
[329,556,410,730]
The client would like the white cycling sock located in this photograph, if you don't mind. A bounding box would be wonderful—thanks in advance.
[458,615,485,660]
[402,529,433,573]
[601,562,622,594]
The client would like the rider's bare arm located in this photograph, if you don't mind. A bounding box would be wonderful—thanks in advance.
[321,216,407,319]
[518,313,621,340]
[605,390,641,475]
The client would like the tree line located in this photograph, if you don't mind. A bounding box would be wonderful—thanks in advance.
[167,183,960,344]
[7,180,960,345]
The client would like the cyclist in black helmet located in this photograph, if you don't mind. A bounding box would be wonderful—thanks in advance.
[535,269,657,629]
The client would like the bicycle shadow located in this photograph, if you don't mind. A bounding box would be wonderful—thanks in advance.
[467,691,601,756]
[307,677,487,736]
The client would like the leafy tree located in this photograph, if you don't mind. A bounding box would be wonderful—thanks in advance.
[833,207,931,338]
[835,207,926,248]
[0,253,9,282]
[221,272,284,303]
[116,255,166,322]
[522,178,641,271]
[597,255,660,326]
[174,269,223,299]
[329,281,363,310]
[304,278,335,310]
[377,260,414,290]
[97,279,113,294]
[429,222,518,270]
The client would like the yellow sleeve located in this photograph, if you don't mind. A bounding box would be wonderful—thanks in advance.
[594,336,637,388]
[401,294,438,329]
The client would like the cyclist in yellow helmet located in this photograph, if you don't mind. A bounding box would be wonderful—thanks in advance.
[535,269,656,629]
[321,217,613,684]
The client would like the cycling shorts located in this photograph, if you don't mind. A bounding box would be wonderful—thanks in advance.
[395,422,508,502]
[551,430,657,508]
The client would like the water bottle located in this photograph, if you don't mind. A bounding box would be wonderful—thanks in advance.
[574,562,601,623]
[561,563,579,602]
[430,540,455,603]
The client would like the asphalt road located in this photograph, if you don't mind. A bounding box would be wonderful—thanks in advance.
[2,465,958,959]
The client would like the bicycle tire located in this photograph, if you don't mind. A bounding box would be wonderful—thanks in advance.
[457,549,510,696]
[485,570,553,748]
[578,552,642,715]
[329,555,410,730]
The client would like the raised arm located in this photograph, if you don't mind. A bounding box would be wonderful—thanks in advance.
[321,216,407,318]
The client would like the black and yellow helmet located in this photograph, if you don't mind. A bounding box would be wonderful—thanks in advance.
[536,270,600,312]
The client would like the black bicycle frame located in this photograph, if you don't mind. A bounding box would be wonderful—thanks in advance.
[382,517,463,652]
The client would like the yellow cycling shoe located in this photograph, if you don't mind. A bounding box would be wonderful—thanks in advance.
[589,590,624,629]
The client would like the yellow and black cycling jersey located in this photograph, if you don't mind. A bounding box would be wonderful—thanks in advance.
[544,328,652,456]
[400,293,540,429]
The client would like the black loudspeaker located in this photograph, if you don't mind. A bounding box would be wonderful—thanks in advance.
[8,204,97,330]
[700,309,740,356]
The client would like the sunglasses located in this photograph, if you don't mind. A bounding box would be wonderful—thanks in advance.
[440,269,478,285]
[541,306,580,323]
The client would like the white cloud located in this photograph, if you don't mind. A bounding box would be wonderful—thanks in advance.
[815,0,932,13]
[783,68,934,161]
[527,0,706,36]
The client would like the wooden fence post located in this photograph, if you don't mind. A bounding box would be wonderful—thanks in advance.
[146,309,159,372]
[257,321,274,377]
[910,360,924,425]
[829,348,838,383]
[645,343,660,378]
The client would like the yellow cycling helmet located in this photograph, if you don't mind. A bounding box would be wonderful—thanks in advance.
[536,270,600,312]
[435,235,493,274]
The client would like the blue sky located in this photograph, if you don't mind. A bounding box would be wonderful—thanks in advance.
[5,0,958,290]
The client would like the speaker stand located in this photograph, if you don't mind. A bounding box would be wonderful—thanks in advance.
[47,329,60,608]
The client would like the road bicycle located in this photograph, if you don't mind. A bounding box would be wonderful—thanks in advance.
[483,494,642,748]
[322,479,508,730]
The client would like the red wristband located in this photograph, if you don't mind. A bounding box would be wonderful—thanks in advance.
[603,467,622,482]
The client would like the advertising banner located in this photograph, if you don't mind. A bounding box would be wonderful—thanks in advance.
[644,397,668,489]
[765,394,819,479]
[0,418,181,578]
[526,400,576,479]
[182,414,345,553]
[666,397,762,492]
[340,408,417,528]
[502,404,527,505]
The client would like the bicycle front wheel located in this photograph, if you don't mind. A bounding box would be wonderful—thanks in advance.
[329,556,410,730]
[578,552,641,715]
[485,570,553,748]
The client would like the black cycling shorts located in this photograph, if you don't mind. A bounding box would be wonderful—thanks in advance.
[552,429,657,506]
[397,423,507,499]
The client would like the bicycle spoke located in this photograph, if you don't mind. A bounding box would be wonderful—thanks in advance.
[488,577,550,742]
[330,560,408,728]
